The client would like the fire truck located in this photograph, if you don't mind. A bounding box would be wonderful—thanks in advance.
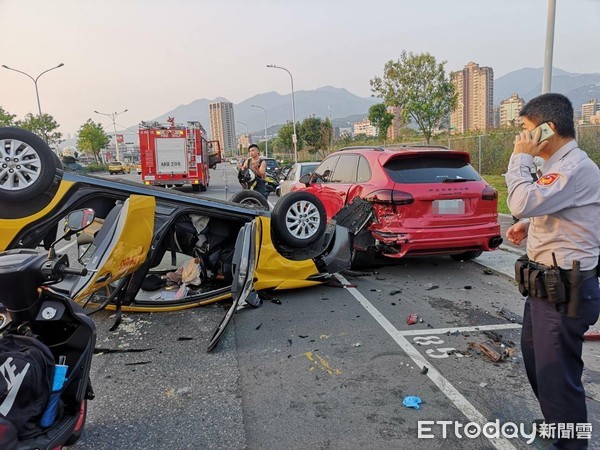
[138,118,221,192]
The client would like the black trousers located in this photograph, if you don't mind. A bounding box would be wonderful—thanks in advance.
[521,276,600,449]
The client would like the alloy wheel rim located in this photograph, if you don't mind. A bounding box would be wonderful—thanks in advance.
[285,200,321,239]
[0,138,42,191]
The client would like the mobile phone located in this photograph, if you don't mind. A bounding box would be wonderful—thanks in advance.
[530,122,554,142]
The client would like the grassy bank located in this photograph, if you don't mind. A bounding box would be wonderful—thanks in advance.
[483,174,509,215]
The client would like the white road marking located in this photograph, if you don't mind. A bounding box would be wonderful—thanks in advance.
[56,239,78,253]
[400,323,522,336]
[335,273,517,450]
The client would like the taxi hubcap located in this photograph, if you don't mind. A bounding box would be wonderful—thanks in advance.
[0,138,42,191]
[285,200,321,239]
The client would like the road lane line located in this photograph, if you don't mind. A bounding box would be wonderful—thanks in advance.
[335,274,516,450]
[399,323,522,336]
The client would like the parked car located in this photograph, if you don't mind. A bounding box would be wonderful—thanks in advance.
[0,127,350,321]
[108,161,131,175]
[263,157,281,175]
[292,145,502,267]
[278,162,320,196]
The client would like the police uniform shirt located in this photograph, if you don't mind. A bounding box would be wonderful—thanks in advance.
[505,140,600,271]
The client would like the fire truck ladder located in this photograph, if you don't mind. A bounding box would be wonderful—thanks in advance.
[187,129,197,174]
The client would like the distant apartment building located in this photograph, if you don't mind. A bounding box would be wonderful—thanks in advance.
[353,118,377,137]
[499,93,525,127]
[209,101,236,154]
[386,106,403,140]
[238,134,252,151]
[450,62,494,133]
[581,99,599,123]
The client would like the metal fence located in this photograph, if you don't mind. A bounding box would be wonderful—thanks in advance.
[278,124,600,174]
[382,124,600,176]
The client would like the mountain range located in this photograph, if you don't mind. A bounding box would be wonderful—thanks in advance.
[494,67,600,110]
[60,67,600,149]
[147,86,379,137]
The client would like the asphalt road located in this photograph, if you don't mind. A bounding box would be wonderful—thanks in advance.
[72,165,599,449]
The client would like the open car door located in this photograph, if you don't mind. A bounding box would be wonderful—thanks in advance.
[70,195,155,303]
[207,219,257,352]
[207,140,222,169]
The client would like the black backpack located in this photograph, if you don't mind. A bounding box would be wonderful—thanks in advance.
[0,334,55,438]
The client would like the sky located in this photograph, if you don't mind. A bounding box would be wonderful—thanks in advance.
[1,0,599,137]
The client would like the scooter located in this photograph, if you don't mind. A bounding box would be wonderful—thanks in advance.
[237,168,280,197]
[0,209,97,449]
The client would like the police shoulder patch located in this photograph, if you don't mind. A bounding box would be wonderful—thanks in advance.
[536,173,560,186]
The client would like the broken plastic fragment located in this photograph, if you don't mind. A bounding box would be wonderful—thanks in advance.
[407,313,418,325]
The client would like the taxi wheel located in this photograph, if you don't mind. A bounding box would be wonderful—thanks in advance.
[0,127,58,201]
[272,191,326,248]
[231,190,269,210]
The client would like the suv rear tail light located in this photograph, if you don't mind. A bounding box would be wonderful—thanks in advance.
[482,186,497,200]
[364,190,414,205]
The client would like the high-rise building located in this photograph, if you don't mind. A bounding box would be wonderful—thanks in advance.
[450,62,494,134]
[353,118,377,137]
[581,99,599,123]
[386,106,403,140]
[209,101,236,154]
[499,93,525,127]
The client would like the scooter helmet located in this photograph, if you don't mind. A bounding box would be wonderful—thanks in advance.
[238,168,255,184]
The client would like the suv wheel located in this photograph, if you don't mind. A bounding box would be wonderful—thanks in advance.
[272,191,326,248]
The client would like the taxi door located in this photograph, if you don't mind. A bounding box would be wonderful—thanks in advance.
[70,195,155,302]
[207,219,257,352]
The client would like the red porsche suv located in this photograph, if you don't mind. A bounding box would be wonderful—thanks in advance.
[292,145,502,267]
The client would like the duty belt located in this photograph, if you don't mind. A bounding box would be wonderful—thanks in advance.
[515,254,599,317]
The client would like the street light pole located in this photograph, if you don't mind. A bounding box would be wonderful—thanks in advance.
[542,0,556,94]
[267,64,297,163]
[251,104,268,158]
[2,63,65,117]
[94,109,128,162]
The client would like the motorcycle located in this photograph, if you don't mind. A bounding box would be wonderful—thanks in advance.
[0,209,98,448]
[236,167,280,196]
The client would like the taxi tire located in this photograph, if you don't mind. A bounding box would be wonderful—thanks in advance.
[0,127,58,201]
[272,191,326,248]
[231,189,269,210]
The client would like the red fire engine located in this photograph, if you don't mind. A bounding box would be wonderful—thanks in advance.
[138,118,221,192]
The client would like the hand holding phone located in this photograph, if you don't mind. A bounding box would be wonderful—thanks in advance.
[530,122,554,143]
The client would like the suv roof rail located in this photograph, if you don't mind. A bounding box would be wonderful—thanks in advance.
[386,144,450,150]
[338,146,385,152]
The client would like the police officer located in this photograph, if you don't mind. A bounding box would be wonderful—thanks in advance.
[505,93,600,449]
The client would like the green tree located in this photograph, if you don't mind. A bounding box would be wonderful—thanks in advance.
[0,106,17,127]
[319,118,333,156]
[370,51,457,144]
[277,122,302,152]
[368,103,395,142]
[299,117,322,153]
[16,113,62,144]
[77,119,110,162]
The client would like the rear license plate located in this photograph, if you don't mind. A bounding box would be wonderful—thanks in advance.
[433,199,465,215]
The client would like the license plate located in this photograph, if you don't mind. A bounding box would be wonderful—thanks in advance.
[144,175,156,181]
[433,199,465,215]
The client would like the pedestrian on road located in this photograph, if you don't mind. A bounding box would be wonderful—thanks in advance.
[505,93,600,449]
[241,144,267,198]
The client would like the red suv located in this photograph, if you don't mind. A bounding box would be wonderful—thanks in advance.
[292,146,502,267]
